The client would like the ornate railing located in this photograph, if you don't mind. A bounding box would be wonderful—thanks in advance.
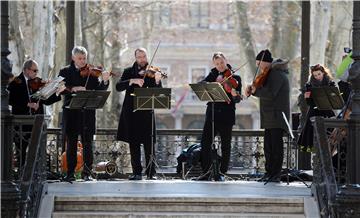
[10,115,48,218]
[312,116,360,218]
[46,128,298,178]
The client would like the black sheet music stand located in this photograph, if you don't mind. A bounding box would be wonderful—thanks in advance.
[133,87,171,179]
[189,82,230,181]
[311,86,344,110]
[66,90,110,181]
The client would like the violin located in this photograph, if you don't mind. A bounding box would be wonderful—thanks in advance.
[217,69,239,93]
[252,66,271,89]
[139,65,168,79]
[28,77,47,92]
[79,64,104,78]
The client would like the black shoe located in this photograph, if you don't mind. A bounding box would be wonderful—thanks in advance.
[63,174,76,183]
[257,173,270,182]
[195,174,210,181]
[81,175,93,181]
[267,176,281,183]
[146,175,157,180]
[214,175,225,182]
[129,174,142,180]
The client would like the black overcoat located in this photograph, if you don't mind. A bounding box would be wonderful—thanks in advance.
[116,62,162,144]
[253,59,290,132]
[297,81,336,150]
[59,61,109,136]
[8,72,61,115]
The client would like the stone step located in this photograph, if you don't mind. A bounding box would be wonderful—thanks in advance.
[52,211,305,218]
[54,196,305,214]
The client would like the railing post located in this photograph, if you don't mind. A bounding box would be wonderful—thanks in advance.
[1,1,21,217]
[333,2,360,217]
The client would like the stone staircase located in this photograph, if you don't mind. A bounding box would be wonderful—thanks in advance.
[51,195,317,218]
[38,180,318,218]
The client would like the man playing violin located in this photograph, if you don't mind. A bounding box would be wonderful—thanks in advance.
[197,52,242,181]
[7,59,63,167]
[59,46,110,182]
[245,49,290,183]
[116,47,162,180]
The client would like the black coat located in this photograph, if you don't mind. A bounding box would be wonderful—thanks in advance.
[8,72,61,115]
[253,59,290,131]
[202,64,242,126]
[116,62,162,143]
[297,80,336,151]
[59,61,109,135]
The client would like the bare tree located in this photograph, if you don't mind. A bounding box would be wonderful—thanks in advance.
[235,1,256,77]
[310,1,331,65]
[9,1,26,70]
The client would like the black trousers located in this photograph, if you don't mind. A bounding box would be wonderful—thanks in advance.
[200,119,233,174]
[66,132,93,176]
[264,128,284,176]
[129,137,156,177]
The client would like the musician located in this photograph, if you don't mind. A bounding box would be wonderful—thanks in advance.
[116,48,162,180]
[59,46,110,182]
[8,59,63,167]
[198,52,242,181]
[297,64,335,152]
[245,49,290,183]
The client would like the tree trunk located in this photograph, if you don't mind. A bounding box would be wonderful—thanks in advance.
[325,2,353,74]
[32,1,56,78]
[80,1,89,51]
[310,1,331,65]
[9,1,26,72]
[270,1,282,56]
[235,1,256,80]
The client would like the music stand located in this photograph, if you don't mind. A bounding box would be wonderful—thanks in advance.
[264,112,310,188]
[66,90,110,181]
[189,82,230,181]
[311,86,344,110]
[133,87,171,179]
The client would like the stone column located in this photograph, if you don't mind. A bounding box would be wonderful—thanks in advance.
[334,2,360,217]
[1,1,21,217]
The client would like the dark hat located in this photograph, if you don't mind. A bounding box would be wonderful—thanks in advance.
[256,49,273,63]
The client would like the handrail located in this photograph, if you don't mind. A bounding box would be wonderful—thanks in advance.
[18,115,47,218]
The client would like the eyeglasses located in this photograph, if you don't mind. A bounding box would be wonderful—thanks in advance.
[310,64,324,72]
[29,68,38,73]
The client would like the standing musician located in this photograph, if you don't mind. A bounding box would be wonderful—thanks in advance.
[59,46,110,182]
[8,59,64,167]
[116,48,163,180]
[297,64,336,152]
[198,52,242,181]
[245,49,290,183]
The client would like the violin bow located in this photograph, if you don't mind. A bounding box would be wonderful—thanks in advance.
[220,60,248,84]
[143,41,161,79]
[252,51,265,82]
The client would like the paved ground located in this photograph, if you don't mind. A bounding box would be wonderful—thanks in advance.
[46,179,312,198]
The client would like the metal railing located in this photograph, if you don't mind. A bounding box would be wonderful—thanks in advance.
[312,116,360,218]
[46,128,298,178]
[10,115,48,218]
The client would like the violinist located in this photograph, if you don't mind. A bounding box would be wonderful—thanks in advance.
[59,46,110,182]
[245,49,290,183]
[7,59,63,167]
[297,64,336,153]
[116,47,162,180]
[197,52,242,181]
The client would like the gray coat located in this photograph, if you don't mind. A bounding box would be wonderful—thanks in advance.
[253,59,290,132]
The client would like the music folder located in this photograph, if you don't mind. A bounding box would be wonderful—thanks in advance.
[311,86,344,110]
[67,90,110,110]
[189,82,230,103]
